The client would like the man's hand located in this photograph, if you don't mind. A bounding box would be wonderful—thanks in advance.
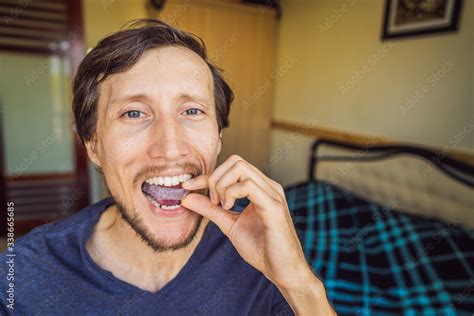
[181,155,335,315]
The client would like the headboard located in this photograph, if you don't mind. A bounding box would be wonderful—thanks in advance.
[309,139,474,229]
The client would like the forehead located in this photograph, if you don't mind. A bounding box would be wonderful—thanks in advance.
[99,46,214,106]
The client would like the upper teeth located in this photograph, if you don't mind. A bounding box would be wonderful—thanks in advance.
[145,174,192,186]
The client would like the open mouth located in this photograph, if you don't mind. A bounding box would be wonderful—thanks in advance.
[141,173,193,210]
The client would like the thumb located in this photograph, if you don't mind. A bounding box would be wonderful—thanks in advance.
[182,193,235,236]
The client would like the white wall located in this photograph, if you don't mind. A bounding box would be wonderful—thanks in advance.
[270,0,473,186]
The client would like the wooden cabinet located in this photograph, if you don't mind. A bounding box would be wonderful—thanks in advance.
[155,0,278,171]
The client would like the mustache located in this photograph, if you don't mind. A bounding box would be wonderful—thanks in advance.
[133,162,202,186]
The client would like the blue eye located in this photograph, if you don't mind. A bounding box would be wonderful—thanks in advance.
[124,110,143,118]
[183,108,203,116]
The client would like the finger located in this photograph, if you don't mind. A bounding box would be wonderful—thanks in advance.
[215,160,280,208]
[242,162,286,200]
[223,179,280,219]
[181,193,236,236]
[182,174,220,205]
[207,155,247,205]
[222,182,239,210]
[217,155,285,202]
[181,174,209,190]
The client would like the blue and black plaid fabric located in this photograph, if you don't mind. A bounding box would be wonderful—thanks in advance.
[284,180,474,316]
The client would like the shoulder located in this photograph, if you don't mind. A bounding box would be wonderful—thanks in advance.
[0,199,112,312]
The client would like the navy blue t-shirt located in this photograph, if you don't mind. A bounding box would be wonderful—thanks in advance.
[0,198,294,315]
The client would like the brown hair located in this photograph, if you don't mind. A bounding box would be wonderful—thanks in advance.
[72,19,234,144]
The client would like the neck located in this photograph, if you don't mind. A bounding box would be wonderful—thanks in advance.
[86,204,209,292]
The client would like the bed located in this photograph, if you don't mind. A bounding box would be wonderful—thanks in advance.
[284,139,474,315]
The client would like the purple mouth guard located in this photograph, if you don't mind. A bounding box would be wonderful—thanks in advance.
[142,182,189,201]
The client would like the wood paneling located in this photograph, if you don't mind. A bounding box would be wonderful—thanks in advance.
[4,173,83,235]
[155,0,278,170]
[5,173,79,218]
[0,0,69,55]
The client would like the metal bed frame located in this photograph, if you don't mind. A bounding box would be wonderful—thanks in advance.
[309,139,474,187]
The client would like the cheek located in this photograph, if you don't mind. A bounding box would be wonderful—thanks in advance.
[99,128,147,172]
[194,134,221,160]
[183,117,220,153]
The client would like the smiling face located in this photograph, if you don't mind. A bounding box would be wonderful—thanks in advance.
[85,46,222,252]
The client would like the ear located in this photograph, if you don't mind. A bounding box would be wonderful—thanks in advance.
[217,130,223,155]
[84,136,102,168]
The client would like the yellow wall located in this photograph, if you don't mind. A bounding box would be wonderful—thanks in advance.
[82,0,148,49]
[269,0,473,186]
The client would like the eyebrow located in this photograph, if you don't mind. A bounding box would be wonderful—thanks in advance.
[108,94,151,109]
[107,92,214,112]
[177,93,213,109]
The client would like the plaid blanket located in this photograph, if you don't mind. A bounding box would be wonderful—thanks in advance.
[283,181,474,316]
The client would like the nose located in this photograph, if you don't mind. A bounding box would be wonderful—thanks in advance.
[147,116,189,161]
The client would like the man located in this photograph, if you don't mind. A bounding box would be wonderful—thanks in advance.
[0,19,335,315]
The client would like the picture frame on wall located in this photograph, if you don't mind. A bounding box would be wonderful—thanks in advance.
[382,0,463,40]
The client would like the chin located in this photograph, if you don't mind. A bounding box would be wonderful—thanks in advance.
[144,201,202,237]
[147,212,203,250]
[116,195,203,252]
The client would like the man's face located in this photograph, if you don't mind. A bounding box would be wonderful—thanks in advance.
[86,46,222,252]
